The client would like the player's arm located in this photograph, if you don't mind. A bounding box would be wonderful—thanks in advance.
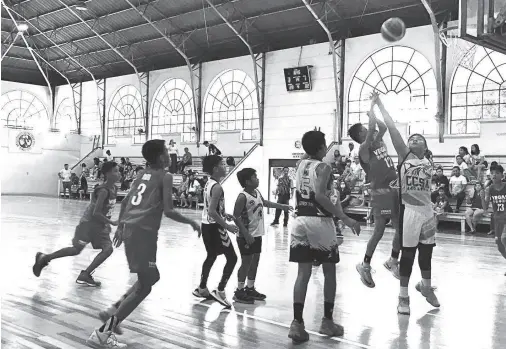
[314,163,360,235]
[375,96,410,159]
[481,186,490,210]
[162,173,200,231]
[232,193,254,244]
[209,184,238,234]
[375,117,388,142]
[359,107,377,164]
[93,189,118,226]
[259,190,292,211]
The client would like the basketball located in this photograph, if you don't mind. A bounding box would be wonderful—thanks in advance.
[381,17,406,42]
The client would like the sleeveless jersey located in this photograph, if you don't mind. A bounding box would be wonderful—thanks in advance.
[359,141,397,189]
[239,190,265,237]
[80,184,117,224]
[295,159,333,217]
[120,169,166,232]
[399,153,433,208]
[202,178,225,224]
[489,183,506,222]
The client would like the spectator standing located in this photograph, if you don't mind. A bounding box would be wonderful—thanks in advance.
[465,182,485,233]
[59,164,72,199]
[105,150,114,162]
[450,166,468,211]
[178,147,193,173]
[348,156,363,189]
[187,172,201,207]
[178,174,189,207]
[431,166,450,203]
[347,142,358,160]
[271,167,293,227]
[80,163,89,199]
[203,141,222,156]
[168,139,179,174]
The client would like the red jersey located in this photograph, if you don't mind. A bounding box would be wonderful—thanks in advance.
[359,140,397,190]
[120,169,166,232]
[80,184,117,225]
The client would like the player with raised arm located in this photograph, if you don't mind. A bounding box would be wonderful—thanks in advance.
[373,95,440,315]
[481,164,506,275]
[348,92,401,288]
[87,139,201,348]
[288,130,361,343]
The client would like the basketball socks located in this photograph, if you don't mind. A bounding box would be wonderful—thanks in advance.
[294,303,304,322]
[237,282,245,289]
[399,287,409,298]
[323,302,334,319]
[421,278,431,288]
[246,279,255,288]
[364,255,372,265]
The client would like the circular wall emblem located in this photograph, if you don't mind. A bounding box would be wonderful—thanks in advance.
[16,131,35,151]
[294,140,302,149]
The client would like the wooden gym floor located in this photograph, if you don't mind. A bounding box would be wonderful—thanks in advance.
[1,196,505,349]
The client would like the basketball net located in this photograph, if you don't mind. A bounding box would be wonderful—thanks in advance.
[439,26,477,70]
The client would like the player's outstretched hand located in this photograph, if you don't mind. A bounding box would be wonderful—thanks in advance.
[344,218,361,236]
[190,221,202,237]
[113,227,124,248]
[226,224,239,234]
[370,91,380,105]
[284,205,294,212]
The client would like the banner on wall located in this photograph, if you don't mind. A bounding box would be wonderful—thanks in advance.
[8,129,43,154]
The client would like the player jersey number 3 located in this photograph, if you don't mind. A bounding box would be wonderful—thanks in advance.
[131,173,152,206]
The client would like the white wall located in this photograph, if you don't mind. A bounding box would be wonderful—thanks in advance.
[80,80,102,137]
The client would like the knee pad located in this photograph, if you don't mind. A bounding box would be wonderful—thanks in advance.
[399,247,416,277]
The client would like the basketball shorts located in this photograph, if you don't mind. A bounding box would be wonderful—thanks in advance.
[370,188,399,218]
[289,216,339,264]
[123,224,158,274]
[401,205,437,248]
[202,223,232,256]
[237,236,262,256]
[72,222,112,250]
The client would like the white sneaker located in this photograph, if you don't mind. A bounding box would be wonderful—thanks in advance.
[356,262,375,288]
[86,330,126,348]
[211,290,231,308]
[383,259,400,280]
[192,287,211,299]
[397,296,410,315]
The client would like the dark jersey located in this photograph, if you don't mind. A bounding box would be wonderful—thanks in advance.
[80,184,117,225]
[359,140,397,190]
[120,169,166,232]
[489,183,506,221]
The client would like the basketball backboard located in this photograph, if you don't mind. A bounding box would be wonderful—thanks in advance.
[459,0,506,54]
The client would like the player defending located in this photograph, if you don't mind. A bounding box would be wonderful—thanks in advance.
[289,130,361,343]
[374,95,440,315]
[33,161,120,286]
[87,140,201,347]
[481,164,506,275]
[348,92,401,288]
[193,155,239,308]
[232,168,292,304]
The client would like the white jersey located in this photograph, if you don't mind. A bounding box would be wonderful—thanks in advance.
[239,189,265,237]
[399,153,433,210]
[295,159,333,217]
[201,178,225,224]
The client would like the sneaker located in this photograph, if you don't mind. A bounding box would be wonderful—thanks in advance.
[192,287,211,299]
[270,222,279,226]
[488,230,495,235]
[318,317,344,337]
[383,259,400,280]
[32,252,48,277]
[283,223,288,227]
[99,311,123,335]
[233,288,254,304]
[245,286,266,301]
[288,319,309,343]
[76,270,101,287]
[86,330,126,348]
[211,290,231,308]
[397,296,410,315]
[356,262,375,288]
[415,282,440,308]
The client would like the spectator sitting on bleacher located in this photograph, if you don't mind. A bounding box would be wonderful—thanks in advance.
[347,156,363,189]
[431,166,450,203]
[92,157,102,179]
[178,174,190,207]
[197,175,208,188]
[178,147,192,173]
[335,178,352,209]
[434,187,452,216]
[186,172,201,207]
[455,155,473,180]
[105,149,113,162]
[465,182,485,233]
[203,141,222,156]
[455,146,472,165]
[450,166,468,211]
[469,144,487,183]
[331,150,341,174]
[346,142,358,160]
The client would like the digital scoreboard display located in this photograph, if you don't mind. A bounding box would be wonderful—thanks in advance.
[284,66,312,92]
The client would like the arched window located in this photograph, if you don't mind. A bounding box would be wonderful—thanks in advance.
[348,46,438,135]
[203,69,259,141]
[1,90,49,129]
[54,97,77,132]
[151,78,195,142]
[450,46,506,134]
[107,85,144,144]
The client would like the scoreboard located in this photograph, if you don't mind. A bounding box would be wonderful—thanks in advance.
[284,66,312,92]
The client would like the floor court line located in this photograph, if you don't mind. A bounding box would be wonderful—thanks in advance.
[189,299,372,349]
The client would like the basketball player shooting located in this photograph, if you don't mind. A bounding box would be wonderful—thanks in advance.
[348,92,401,288]
[373,95,440,315]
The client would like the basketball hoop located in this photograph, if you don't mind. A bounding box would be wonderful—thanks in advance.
[439,25,477,69]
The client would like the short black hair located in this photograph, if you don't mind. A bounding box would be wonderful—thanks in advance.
[141,139,166,165]
[82,163,86,167]
[456,155,463,159]
[202,155,222,174]
[283,167,289,170]
[348,123,363,143]
[301,130,326,156]
[64,163,69,166]
[102,161,117,176]
[237,168,257,188]
[491,164,504,174]
[135,166,144,173]
[453,166,460,171]
[491,161,498,166]
[203,141,209,145]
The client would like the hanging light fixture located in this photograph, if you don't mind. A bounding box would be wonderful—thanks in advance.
[16,22,29,32]
[75,0,88,11]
